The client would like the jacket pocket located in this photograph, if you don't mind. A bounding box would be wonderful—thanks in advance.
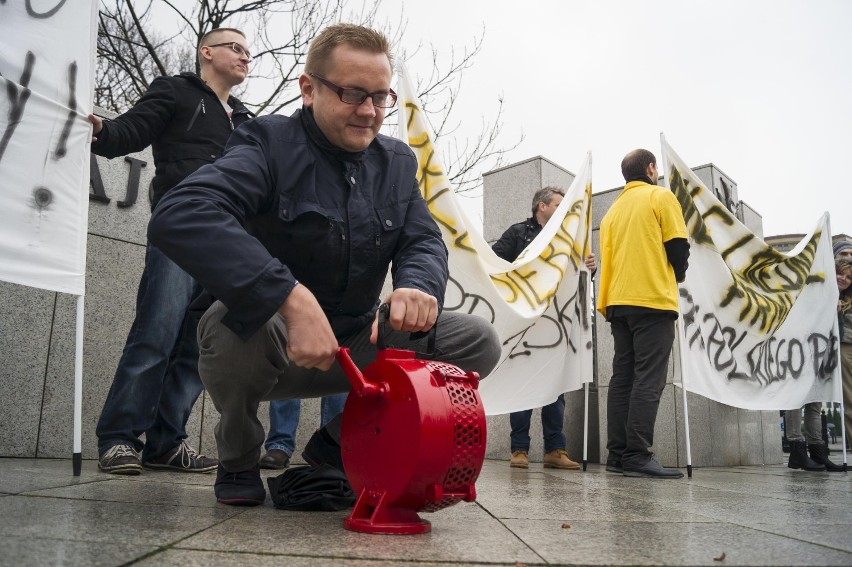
[374,203,405,252]
[277,205,347,291]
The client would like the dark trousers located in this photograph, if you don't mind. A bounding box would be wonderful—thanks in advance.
[606,312,675,468]
[197,300,502,471]
[509,394,566,453]
[96,244,204,461]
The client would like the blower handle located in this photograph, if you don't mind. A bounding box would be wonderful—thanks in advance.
[376,303,437,354]
[336,347,386,399]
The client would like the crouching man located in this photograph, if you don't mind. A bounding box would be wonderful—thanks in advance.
[148,23,500,505]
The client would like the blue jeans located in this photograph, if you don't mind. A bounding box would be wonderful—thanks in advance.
[510,394,566,453]
[265,394,348,456]
[96,243,204,462]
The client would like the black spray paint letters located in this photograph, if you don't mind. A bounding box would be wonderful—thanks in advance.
[680,288,838,386]
[499,273,591,364]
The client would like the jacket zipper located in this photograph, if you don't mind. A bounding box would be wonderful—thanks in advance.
[186,99,204,131]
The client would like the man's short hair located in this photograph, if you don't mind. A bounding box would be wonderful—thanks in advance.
[305,23,393,76]
[198,28,246,67]
[531,186,565,218]
[621,149,657,182]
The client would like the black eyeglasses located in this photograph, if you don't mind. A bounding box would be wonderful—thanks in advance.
[309,73,397,108]
[205,42,251,61]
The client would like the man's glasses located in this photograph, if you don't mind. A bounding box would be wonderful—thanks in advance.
[309,73,397,108]
[206,42,251,62]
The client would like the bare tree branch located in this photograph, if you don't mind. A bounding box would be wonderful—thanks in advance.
[94,0,522,196]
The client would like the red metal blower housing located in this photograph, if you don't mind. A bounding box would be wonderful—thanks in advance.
[337,346,487,534]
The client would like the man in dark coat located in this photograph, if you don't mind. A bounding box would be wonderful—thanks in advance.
[148,23,501,506]
[90,28,252,475]
[492,186,595,470]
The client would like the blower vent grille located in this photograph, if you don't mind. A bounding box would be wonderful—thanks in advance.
[422,379,483,513]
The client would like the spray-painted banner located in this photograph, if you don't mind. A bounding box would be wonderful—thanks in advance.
[663,138,840,410]
[0,1,97,295]
[396,66,594,415]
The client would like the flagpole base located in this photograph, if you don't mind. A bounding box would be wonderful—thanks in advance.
[73,453,82,476]
[582,460,587,472]
[686,464,693,478]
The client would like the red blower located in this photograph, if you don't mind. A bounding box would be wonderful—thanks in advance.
[336,317,487,534]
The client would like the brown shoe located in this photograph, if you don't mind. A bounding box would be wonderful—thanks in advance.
[510,450,529,468]
[259,448,291,470]
[543,449,580,470]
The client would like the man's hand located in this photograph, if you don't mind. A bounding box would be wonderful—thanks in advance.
[370,288,438,344]
[584,252,597,272]
[87,113,103,142]
[277,283,338,370]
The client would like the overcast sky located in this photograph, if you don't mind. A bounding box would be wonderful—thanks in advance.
[374,0,851,238]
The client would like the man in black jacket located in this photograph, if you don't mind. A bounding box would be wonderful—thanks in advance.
[492,187,596,471]
[90,28,252,475]
[148,23,501,506]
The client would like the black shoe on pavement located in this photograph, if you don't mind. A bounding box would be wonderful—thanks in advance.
[623,457,684,479]
[808,443,845,472]
[788,440,825,471]
[98,444,142,475]
[302,427,344,473]
[605,459,623,474]
[214,464,265,506]
[143,441,218,473]
[259,449,291,470]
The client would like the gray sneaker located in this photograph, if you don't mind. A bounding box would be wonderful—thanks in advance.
[143,441,218,473]
[99,444,142,475]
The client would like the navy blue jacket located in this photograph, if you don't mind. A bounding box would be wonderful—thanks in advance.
[148,108,448,341]
[91,72,252,209]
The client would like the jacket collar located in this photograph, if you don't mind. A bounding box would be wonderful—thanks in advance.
[298,106,366,163]
[624,180,657,190]
[177,72,253,117]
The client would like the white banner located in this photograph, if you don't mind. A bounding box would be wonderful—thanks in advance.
[397,66,594,415]
[662,138,841,410]
[0,1,97,295]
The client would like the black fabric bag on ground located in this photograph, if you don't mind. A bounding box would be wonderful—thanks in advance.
[267,464,355,511]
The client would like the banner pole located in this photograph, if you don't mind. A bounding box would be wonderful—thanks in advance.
[582,150,593,472]
[582,382,589,471]
[662,133,693,477]
[73,294,84,476]
[675,317,694,478]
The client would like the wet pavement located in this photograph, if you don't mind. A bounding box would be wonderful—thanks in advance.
[1,453,850,566]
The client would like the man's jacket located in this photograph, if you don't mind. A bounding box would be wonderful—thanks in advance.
[148,108,448,341]
[492,217,540,262]
[91,72,252,209]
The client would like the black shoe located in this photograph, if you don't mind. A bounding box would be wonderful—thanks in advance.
[623,457,684,479]
[98,443,142,475]
[605,459,623,474]
[143,441,217,473]
[788,440,825,471]
[259,449,291,470]
[808,443,845,472]
[214,464,265,506]
[302,427,344,473]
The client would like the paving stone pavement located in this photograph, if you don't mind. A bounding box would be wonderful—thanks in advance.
[1,455,850,566]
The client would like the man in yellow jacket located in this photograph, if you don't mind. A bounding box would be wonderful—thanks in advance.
[597,149,689,479]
